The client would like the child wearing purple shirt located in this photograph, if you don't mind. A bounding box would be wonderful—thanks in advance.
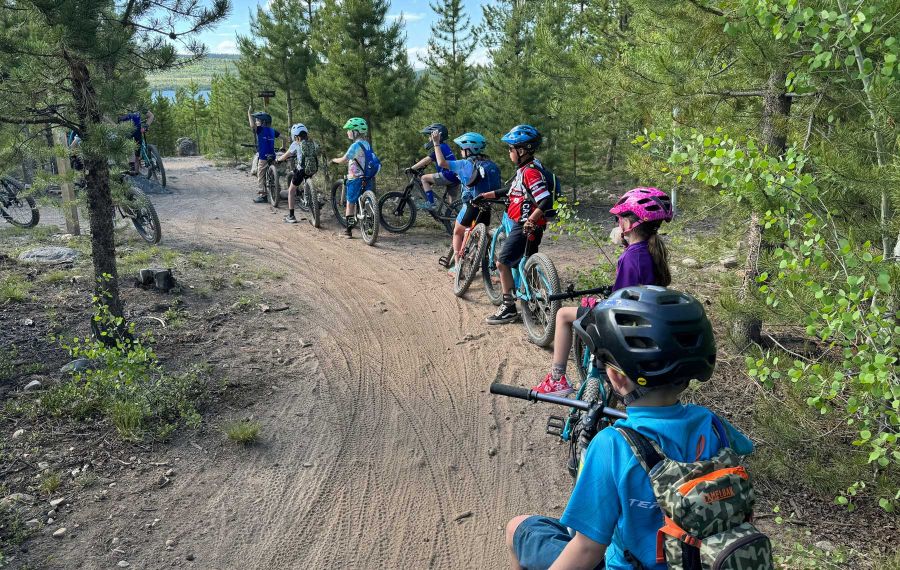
[532,187,674,396]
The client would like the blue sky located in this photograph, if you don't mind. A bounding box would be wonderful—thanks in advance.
[199,0,487,68]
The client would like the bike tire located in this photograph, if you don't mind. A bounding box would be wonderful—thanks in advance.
[266,165,280,208]
[454,223,488,298]
[306,181,321,228]
[377,190,416,233]
[482,226,508,306]
[331,181,348,227]
[295,182,311,213]
[441,199,462,236]
[0,178,39,228]
[573,334,591,384]
[521,252,561,347]
[359,190,379,246]
[129,188,162,244]
[149,145,167,187]
[574,376,600,469]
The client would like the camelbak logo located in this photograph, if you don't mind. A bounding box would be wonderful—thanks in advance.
[704,486,735,504]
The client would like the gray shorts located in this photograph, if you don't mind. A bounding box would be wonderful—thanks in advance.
[431,171,458,186]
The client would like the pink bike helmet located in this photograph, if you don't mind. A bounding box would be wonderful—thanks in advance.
[609,187,673,226]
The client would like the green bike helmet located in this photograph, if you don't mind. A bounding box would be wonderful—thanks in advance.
[342,117,368,133]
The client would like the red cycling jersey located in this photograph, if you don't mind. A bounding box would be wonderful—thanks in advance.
[507,160,550,225]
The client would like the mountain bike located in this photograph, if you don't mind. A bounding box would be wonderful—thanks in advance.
[0,175,39,228]
[330,177,379,246]
[75,174,161,244]
[445,200,496,297]
[481,213,562,347]
[377,168,461,235]
[242,143,281,207]
[294,160,328,229]
[138,128,166,188]
[490,382,625,479]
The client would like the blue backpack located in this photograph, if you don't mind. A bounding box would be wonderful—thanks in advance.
[526,162,563,218]
[353,141,381,180]
[466,157,502,198]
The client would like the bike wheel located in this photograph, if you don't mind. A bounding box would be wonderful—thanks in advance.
[573,334,591,384]
[147,145,167,187]
[129,188,162,244]
[573,376,600,471]
[441,199,462,236]
[306,181,321,228]
[521,253,561,347]
[331,181,348,227]
[266,165,280,208]
[0,178,39,228]
[454,223,488,298]
[377,190,416,233]
[359,190,379,246]
[482,226,508,306]
[295,182,311,212]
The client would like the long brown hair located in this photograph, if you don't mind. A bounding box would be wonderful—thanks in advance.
[624,214,671,287]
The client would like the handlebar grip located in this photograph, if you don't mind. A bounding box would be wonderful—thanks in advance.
[489,383,533,401]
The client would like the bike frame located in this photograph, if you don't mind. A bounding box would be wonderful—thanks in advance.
[404,171,459,220]
[486,213,552,303]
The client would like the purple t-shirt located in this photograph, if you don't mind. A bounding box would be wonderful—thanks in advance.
[613,241,657,291]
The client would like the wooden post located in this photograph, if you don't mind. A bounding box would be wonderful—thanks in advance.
[52,128,81,236]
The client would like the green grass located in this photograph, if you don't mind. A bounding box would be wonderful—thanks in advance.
[40,269,71,285]
[39,471,61,495]
[225,420,260,445]
[0,273,31,303]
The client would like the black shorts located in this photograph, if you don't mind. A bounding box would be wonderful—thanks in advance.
[291,168,308,186]
[457,202,491,227]
[498,223,543,267]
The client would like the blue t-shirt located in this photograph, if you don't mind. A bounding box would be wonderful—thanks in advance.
[256,126,280,158]
[613,241,657,291]
[446,159,477,200]
[560,403,753,570]
[429,143,460,183]
[344,139,372,179]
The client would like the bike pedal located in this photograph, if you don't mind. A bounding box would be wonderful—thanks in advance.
[546,415,565,436]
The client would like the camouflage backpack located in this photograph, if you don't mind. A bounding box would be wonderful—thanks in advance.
[616,417,774,570]
[299,139,319,176]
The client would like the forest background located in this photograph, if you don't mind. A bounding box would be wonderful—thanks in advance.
[1,0,898,566]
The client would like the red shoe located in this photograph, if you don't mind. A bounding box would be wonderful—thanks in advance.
[533,372,573,396]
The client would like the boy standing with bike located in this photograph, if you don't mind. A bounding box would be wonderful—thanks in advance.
[277,123,320,224]
[331,117,376,238]
[475,125,553,325]
[248,106,285,204]
[505,287,762,570]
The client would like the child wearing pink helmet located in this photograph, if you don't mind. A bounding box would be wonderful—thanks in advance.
[532,187,674,395]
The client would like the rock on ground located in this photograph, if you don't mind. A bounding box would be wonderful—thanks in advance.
[18,246,78,264]
[176,137,199,157]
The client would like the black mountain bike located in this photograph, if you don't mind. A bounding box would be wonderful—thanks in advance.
[377,168,461,235]
[0,176,39,228]
[74,174,161,244]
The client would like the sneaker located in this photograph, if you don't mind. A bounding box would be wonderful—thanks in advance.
[283,215,298,224]
[532,372,574,396]
[422,200,438,212]
[486,303,519,325]
[447,263,458,277]
[253,195,267,203]
[344,225,353,238]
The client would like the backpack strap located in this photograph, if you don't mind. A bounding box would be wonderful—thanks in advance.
[711,414,730,451]
[615,427,665,474]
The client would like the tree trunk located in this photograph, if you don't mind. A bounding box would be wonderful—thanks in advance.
[64,51,124,320]
[605,135,617,170]
[732,70,792,348]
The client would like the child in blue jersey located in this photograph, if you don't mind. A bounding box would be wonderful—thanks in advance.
[331,117,373,238]
[430,129,499,272]
[506,286,754,570]
[533,188,674,396]
[408,123,461,210]
[248,106,285,203]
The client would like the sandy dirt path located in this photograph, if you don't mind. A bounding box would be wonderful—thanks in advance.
[26,157,584,569]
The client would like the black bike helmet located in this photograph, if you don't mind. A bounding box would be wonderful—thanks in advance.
[573,286,716,403]
[252,112,273,126]
[421,123,449,149]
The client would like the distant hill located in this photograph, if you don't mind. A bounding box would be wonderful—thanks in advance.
[148,54,240,91]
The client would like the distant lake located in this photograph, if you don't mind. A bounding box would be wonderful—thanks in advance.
[152,89,211,102]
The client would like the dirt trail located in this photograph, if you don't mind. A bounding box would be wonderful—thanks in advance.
[29,157,579,569]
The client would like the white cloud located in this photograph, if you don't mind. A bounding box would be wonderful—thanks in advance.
[388,12,426,22]
[468,47,490,66]
[407,46,429,70]
[216,40,239,54]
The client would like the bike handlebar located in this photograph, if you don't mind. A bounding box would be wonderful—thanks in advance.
[240,143,256,148]
[489,383,627,419]
[547,284,613,302]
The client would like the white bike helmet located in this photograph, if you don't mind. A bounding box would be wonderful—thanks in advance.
[290,123,309,137]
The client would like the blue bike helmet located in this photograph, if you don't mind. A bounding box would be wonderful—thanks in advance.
[421,123,449,149]
[252,112,272,126]
[453,132,487,154]
[501,124,542,152]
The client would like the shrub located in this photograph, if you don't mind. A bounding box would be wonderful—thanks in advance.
[225,420,260,445]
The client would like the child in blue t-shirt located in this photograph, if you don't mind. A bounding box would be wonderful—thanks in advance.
[408,123,461,210]
[506,286,754,570]
[431,130,499,271]
[331,117,374,238]
[247,106,285,204]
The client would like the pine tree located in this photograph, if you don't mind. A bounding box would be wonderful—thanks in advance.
[0,0,227,319]
[419,0,478,135]
[307,0,419,147]
[207,72,251,161]
[174,82,210,154]
[148,94,177,156]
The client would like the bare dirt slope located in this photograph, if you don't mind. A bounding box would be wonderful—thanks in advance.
[23,157,580,569]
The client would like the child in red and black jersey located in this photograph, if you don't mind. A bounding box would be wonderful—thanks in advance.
[474,124,553,324]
